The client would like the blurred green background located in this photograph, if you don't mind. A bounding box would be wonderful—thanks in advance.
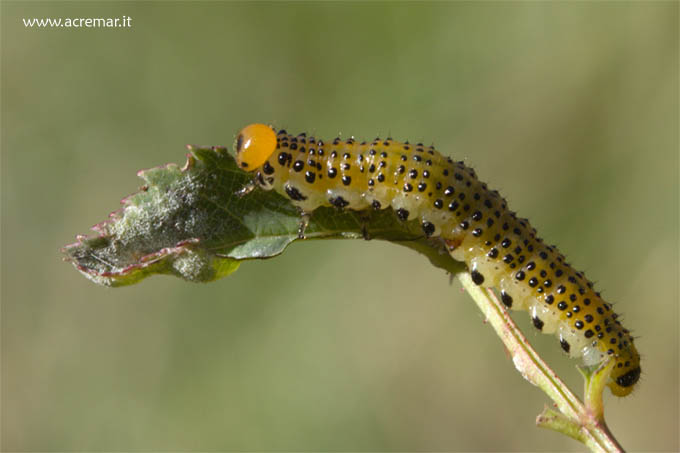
[2,2,678,451]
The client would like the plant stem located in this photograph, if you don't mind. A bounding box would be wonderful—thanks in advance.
[455,271,624,452]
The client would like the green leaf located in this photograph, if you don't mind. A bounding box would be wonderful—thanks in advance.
[63,145,465,287]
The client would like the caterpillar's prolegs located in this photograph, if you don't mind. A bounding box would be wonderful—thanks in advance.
[235,180,256,198]
[297,211,310,240]
[357,213,372,241]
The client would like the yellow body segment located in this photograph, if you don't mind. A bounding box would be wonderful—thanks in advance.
[236,124,641,397]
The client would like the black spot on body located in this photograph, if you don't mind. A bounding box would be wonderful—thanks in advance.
[285,185,307,201]
[560,338,571,353]
[330,196,349,208]
[616,367,641,388]
[470,270,485,285]
[532,316,544,330]
[422,221,435,237]
[501,291,513,308]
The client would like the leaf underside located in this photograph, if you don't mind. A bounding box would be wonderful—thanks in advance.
[63,146,466,286]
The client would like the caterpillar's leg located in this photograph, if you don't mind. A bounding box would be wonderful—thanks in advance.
[359,214,371,241]
[297,210,310,239]
[444,238,463,285]
[361,224,371,241]
[236,180,256,198]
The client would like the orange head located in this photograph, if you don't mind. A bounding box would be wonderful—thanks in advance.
[234,123,277,170]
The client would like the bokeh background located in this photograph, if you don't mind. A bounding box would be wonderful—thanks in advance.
[2,2,678,451]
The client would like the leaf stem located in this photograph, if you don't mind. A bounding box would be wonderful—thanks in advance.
[455,271,625,452]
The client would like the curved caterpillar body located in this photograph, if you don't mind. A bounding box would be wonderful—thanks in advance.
[234,123,641,396]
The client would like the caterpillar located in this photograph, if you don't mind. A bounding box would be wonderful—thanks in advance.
[234,123,641,397]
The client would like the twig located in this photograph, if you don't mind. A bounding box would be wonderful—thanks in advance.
[456,271,625,452]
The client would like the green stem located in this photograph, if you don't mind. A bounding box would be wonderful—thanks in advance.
[455,271,624,452]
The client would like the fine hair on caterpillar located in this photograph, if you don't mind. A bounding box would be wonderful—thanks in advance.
[234,123,641,397]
